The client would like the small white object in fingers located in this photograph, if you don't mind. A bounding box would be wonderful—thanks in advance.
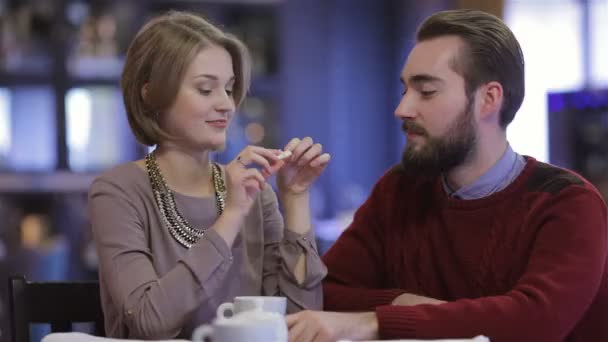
[277,150,292,160]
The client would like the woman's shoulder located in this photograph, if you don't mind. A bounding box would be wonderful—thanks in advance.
[90,160,150,197]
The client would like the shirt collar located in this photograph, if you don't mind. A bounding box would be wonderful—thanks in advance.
[443,144,525,200]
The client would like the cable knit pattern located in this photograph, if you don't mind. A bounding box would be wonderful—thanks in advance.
[323,158,608,342]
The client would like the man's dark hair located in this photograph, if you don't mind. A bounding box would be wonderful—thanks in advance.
[417,9,525,128]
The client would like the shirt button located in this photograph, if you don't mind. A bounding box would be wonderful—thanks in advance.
[302,237,307,241]
[126,310,133,316]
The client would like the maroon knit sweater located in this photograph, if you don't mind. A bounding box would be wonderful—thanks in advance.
[323,158,608,342]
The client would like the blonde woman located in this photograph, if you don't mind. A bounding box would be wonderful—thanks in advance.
[88,11,329,339]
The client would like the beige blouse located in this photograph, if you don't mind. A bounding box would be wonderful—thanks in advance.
[88,163,327,339]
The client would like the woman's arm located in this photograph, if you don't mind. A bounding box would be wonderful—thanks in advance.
[260,185,327,312]
[89,177,238,339]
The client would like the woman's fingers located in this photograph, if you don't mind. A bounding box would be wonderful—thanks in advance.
[284,138,302,156]
[242,168,266,187]
[297,143,323,166]
[290,137,314,163]
[310,153,331,168]
[247,145,281,162]
[235,146,284,175]
[243,178,263,193]
[237,152,272,171]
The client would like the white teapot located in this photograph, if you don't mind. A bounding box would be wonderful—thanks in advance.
[192,298,287,342]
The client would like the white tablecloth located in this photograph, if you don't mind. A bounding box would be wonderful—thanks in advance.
[344,337,489,342]
[41,332,189,342]
[43,332,489,342]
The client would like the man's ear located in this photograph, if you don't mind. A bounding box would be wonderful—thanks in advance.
[478,81,504,121]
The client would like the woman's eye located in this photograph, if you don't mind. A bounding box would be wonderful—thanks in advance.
[198,89,212,95]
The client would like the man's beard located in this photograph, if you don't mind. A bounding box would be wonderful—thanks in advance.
[400,99,477,176]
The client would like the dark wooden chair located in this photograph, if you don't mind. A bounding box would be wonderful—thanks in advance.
[8,275,105,342]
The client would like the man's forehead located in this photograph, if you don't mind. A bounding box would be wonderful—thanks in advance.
[402,36,464,81]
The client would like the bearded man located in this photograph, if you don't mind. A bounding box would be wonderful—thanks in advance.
[285,9,608,342]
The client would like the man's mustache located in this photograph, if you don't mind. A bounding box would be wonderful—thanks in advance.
[402,121,427,136]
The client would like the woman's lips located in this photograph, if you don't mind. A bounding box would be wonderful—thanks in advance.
[206,119,228,129]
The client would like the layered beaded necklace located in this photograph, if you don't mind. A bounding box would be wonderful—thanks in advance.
[145,153,226,248]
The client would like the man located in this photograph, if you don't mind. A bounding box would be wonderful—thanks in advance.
[286,9,608,342]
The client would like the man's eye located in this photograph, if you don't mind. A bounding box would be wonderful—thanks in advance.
[421,90,436,97]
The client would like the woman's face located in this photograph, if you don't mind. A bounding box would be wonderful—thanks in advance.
[159,45,236,151]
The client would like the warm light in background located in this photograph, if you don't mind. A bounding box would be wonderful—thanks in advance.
[0,89,11,156]
[245,122,265,143]
[20,213,50,249]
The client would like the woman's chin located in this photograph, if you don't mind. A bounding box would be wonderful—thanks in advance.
[188,136,226,152]
[201,139,226,152]
[212,142,227,152]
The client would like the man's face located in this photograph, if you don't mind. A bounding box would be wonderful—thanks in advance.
[395,35,478,175]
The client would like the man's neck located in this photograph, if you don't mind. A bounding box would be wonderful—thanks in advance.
[445,136,509,191]
[153,144,214,197]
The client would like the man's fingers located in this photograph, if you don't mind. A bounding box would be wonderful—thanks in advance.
[288,320,306,342]
[286,313,300,327]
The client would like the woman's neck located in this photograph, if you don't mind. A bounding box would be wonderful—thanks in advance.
[153,144,215,198]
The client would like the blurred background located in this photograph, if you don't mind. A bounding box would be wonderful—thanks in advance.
[0,0,607,340]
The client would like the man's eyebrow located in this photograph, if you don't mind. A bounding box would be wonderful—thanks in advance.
[407,74,443,85]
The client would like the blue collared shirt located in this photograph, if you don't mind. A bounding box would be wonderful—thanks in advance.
[443,144,526,200]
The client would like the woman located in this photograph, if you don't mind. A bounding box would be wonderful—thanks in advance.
[88,11,329,339]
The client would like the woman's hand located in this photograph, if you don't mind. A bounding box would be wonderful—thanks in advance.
[278,137,331,197]
[224,145,282,216]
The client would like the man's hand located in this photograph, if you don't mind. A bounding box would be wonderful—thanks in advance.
[286,311,378,342]
[391,293,446,306]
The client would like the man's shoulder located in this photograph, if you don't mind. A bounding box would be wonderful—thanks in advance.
[525,159,591,195]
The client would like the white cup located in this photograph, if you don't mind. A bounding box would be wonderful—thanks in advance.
[192,298,288,342]
[192,320,282,342]
[216,296,287,319]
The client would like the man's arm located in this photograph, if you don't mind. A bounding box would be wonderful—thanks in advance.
[373,188,608,341]
[292,188,607,342]
[322,169,409,310]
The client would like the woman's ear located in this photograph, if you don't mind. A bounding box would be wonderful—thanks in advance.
[141,83,149,102]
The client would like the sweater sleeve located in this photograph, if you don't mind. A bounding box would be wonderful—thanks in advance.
[323,171,407,311]
[376,187,608,342]
[89,177,234,339]
[259,185,327,312]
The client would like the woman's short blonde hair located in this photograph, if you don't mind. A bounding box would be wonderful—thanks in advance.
[121,11,251,146]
